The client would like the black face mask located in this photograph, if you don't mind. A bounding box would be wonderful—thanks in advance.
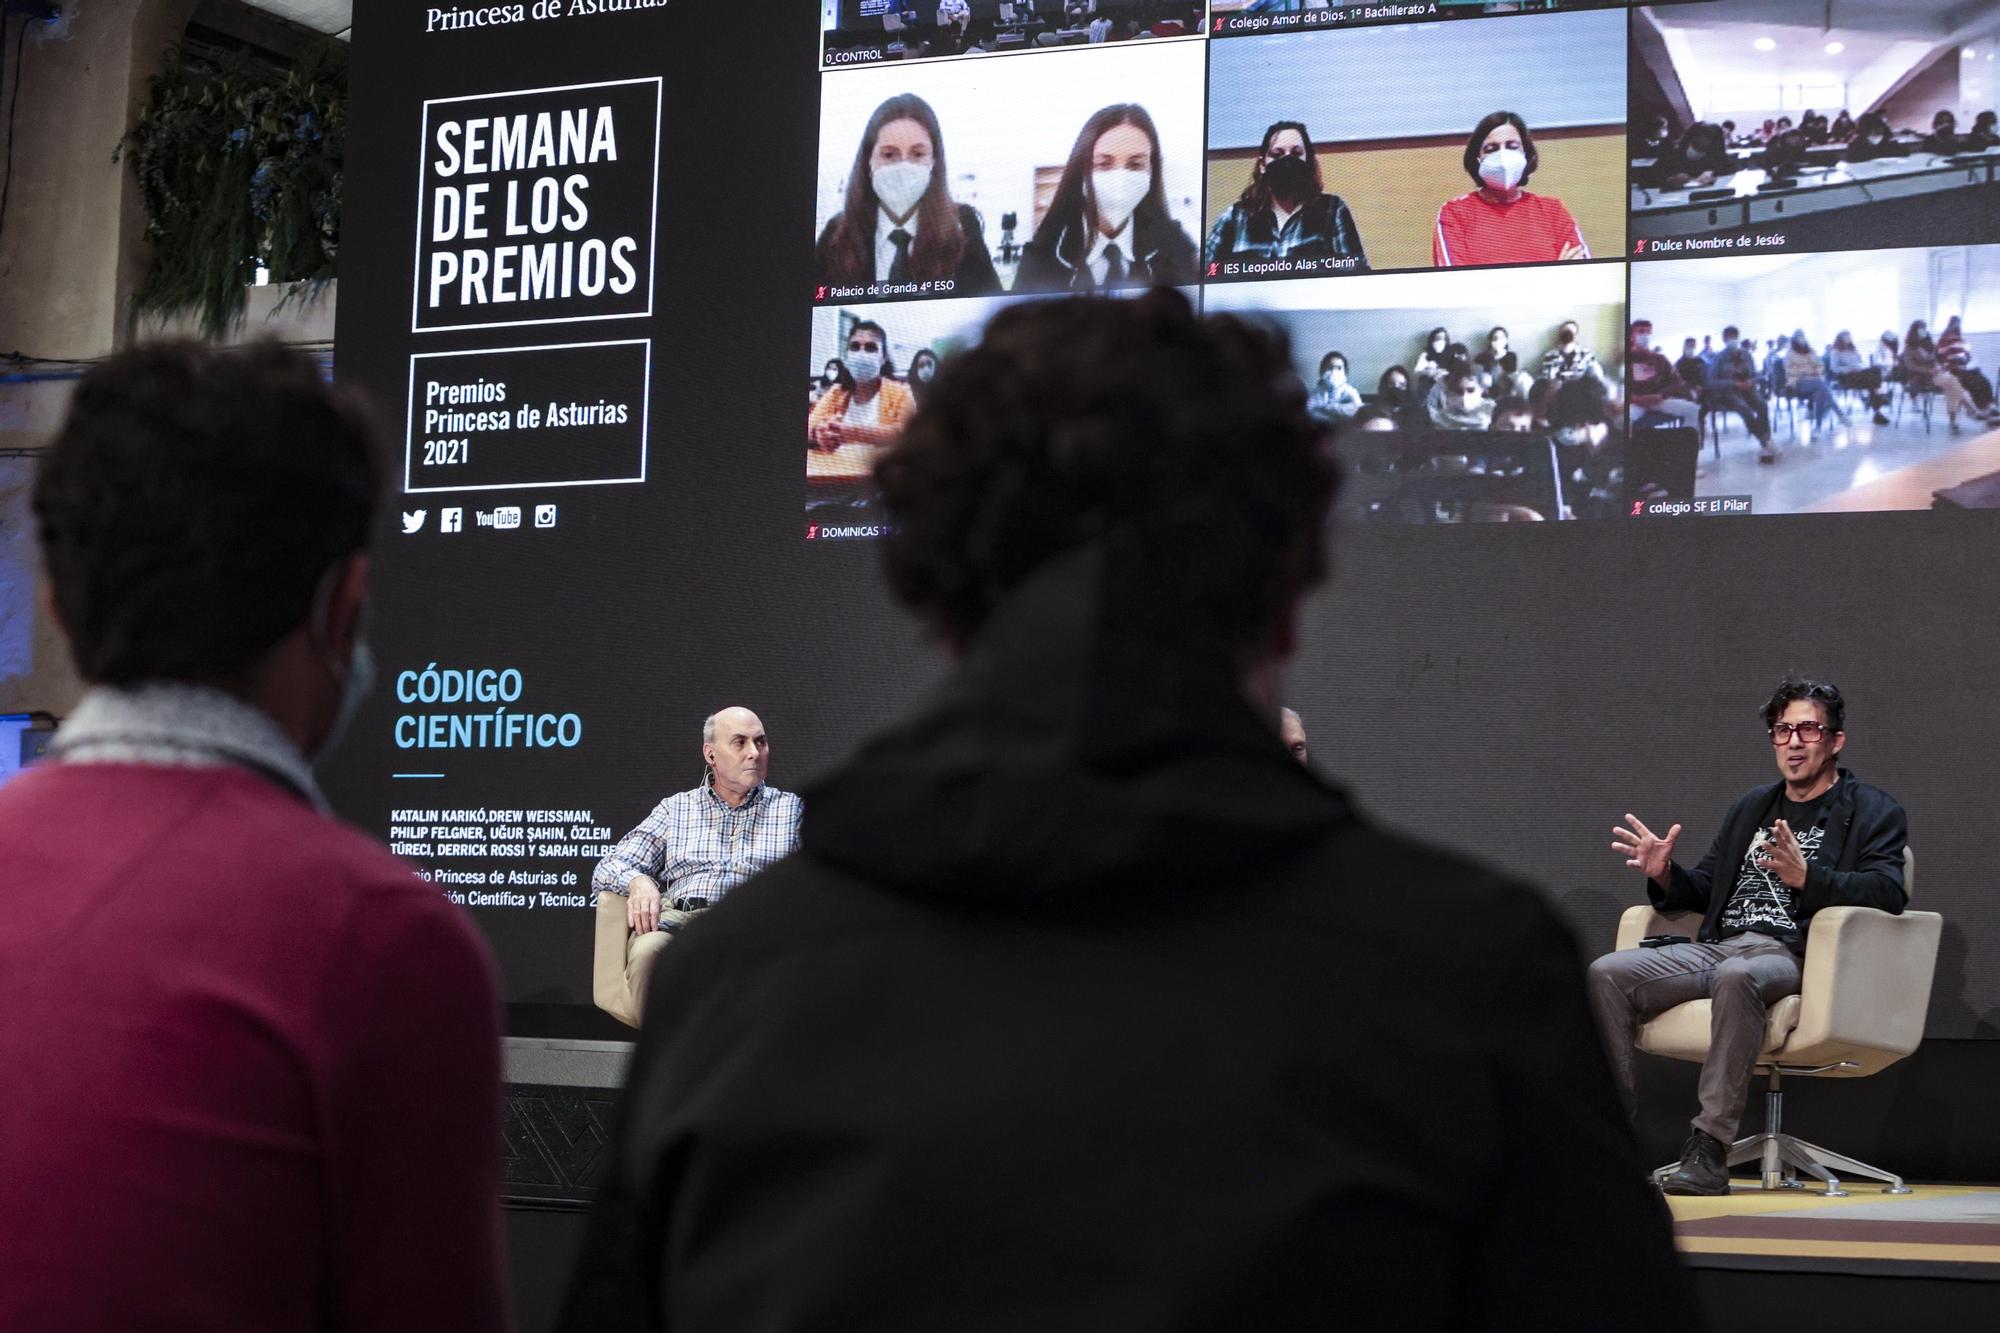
[1263,153,1312,200]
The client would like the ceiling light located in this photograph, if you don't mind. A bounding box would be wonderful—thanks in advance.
[1824,41,1844,55]
[1965,47,1978,58]
[1755,37,1777,52]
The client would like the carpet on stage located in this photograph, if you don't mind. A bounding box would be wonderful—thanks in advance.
[1669,1183,2000,1279]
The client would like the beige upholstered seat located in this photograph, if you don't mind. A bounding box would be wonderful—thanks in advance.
[1615,846,1939,1193]
[593,889,673,1029]
[1633,994,1803,1063]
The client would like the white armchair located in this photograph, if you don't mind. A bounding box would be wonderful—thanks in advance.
[1616,846,1938,1194]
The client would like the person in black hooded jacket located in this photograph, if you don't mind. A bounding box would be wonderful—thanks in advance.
[1592,676,1906,1198]
[559,290,1697,1333]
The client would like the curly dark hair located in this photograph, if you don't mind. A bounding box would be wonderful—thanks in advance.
[874,290,1337,657]
[1761,676,1845,734]
[1547,375,1611,429]
[33,339,384,686]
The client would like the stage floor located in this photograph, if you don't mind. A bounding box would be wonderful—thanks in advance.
[1670,1182,2000,1279]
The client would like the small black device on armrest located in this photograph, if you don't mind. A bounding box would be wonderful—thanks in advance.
[1640,934,1692,948]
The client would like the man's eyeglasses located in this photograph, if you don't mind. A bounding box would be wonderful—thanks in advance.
[1770,722,1831,744]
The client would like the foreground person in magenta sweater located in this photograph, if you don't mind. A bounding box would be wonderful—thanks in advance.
[0,342,510,1332]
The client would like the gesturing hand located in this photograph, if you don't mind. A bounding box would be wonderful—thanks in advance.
[1612,813,1681,885]
[1756,819,1809,889]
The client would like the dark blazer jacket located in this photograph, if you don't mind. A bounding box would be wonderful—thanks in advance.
[1651,767,1907,950]
[1013,207,1199,293]
[814,201,1002,295]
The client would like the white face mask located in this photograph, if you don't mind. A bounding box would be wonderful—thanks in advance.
[1324,368,1346,386]
[845,349,883,383]
[1090,167,1151,233]
[872,160,932,219]
[318,639,375,763]
[306,562,374,764]
[1479,145,1528,191]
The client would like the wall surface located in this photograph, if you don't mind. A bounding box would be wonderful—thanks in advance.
[0,1,344,732]
[1876,47,1961,131]
[0,0,203,726]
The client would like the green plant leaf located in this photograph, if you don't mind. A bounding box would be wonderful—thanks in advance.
[117,41,346,337]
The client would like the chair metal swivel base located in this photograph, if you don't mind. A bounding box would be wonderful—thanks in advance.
[1653,1064,1913,1198]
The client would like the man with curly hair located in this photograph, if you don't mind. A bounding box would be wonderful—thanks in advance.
[1591,677,1908,1196]
[563,291,1693,1330]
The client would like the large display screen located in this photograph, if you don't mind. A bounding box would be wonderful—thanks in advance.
[335,1,2000,1037]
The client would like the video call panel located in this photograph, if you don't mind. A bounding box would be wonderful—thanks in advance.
[1204,8,1629,278]
[808,1,2000,533]
[1630,244,2000,515]
[1204,265,1679,522]
[822,0,1206,67]
[1629,5,2000,260]
[804,288,1198,540]
[812,38,1208,304]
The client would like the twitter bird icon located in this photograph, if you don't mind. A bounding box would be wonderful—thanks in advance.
[401,510,427,534]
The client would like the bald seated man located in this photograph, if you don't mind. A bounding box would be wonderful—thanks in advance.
[592,708,804,1015]
[1280,707,1309,765]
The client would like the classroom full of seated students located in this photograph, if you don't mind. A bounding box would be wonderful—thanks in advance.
[1627,314,2000,465]
[1306,319,1616,437]
[1632,104,2000,193]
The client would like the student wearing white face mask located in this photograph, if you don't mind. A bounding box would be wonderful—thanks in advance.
[1425,369,1495,431]
[1015,103,1198,294]
[1433,110,1589,269]
[816,93,1001,295]
[808,319,917,456]
[1306,350,1363,422]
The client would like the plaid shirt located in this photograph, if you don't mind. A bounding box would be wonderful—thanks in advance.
[592,780,803,911]
[1539,346,1605,384]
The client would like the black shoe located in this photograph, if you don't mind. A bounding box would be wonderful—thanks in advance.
[1661,1130,1731,1196]
[1872,412,1890,426]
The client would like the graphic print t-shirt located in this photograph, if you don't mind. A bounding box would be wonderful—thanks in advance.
[1718,790,1830,948]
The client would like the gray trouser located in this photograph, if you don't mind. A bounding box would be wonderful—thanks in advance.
[1586,935,1802,1143]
